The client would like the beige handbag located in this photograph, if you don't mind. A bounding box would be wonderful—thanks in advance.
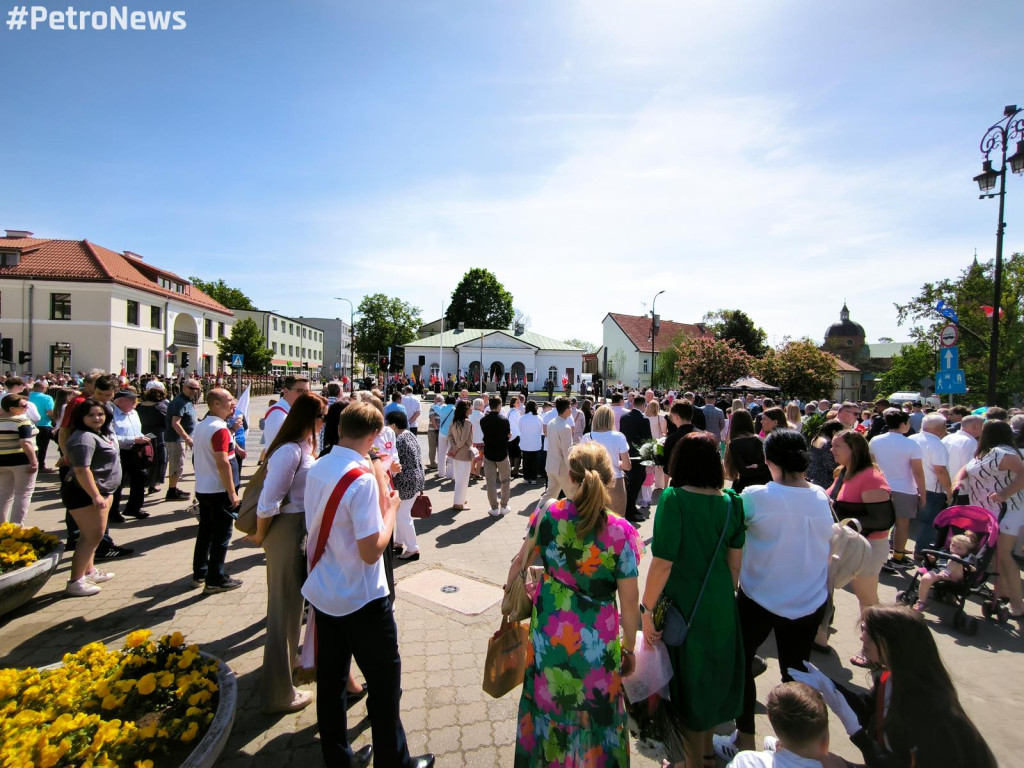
[501,565,544,622]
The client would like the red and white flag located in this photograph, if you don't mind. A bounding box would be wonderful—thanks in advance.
[981,305,1005,319]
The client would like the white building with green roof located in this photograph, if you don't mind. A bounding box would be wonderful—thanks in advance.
[402,327,585,391]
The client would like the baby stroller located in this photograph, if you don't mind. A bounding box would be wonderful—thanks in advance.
[896,505,999,635]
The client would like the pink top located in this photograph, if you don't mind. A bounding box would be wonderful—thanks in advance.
[830,467,891,539]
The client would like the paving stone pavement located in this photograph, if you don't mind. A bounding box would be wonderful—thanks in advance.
[1,394,1021,766]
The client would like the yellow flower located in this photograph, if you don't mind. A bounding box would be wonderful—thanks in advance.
[180,720,200,743]
[135,762,154,768]
[101,694,119,710]
[124,630,152,649]
[158,672,175,688]
[136,673,157,695]
[169,631,186,647]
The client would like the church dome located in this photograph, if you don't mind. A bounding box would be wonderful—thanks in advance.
[825,303,865,339]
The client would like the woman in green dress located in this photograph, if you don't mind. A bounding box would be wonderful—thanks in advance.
[640,430,745,768]
[509,441,643,767]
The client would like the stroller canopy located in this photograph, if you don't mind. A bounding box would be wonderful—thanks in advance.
[933,505,999,549]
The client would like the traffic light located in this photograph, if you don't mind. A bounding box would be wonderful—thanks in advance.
[181,352,190,368]
[379,356,388,370]
[18,351,31,364]
[392,346,405,372]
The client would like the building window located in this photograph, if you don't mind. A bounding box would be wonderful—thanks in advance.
[218,322,225,338]
[642,357,649,373]
[150,350,160,374]
[150,306,162,329]
[548,366,558,383]
[272,342,277,353]
[51,293,71,320]
[272,317,278,331]
[50,344,71,374]
[204,319,213,338]
[289,323,294,335]
[289,345,294,356]
[127,300,139,326]
[126,348,139,376]
[0,251,21,267]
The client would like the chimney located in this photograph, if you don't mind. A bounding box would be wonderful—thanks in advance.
[5,229,33,239]
[123,251,143,260]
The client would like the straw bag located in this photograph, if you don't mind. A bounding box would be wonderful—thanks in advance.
[482,616,529,698]
[501,565,544,623]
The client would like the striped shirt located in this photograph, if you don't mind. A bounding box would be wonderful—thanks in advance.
[0,414,37,466]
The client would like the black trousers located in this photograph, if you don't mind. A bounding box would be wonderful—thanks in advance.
[35,425,53,466]
[522,450,540,481]
[315,598,412,768]
[112,449,147,516]
[624,462,646,518]
[192,492,236,585]
[736,588,827,734]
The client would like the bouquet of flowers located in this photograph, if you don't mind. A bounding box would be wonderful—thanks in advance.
[0,630,220,767]
[638,437,666,467]
[0,523,59,574]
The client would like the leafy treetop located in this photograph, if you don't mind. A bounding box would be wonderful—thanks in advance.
[702,309,768,357]
[353,294,422,363]
[188,277,257,311]
[216,318,273,373]
[445,268,514,330]
[754,339,837,403]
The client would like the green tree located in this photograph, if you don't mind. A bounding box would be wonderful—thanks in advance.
[702,309,768,357]
[564,338,597,353]
[445,268,514,329]
[754,339,837,402]
[894,253,1024,405]
[216,318,273,373]
[607,349,627,381]
[877,341,937,395]
[353,294,422,365]
[654,331,688,388]
[188,276,257,310]
[674,336,752,393]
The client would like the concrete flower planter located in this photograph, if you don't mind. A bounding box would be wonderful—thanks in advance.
[0,542,63,618]
[180,652,237,768]
[37,651,236,768]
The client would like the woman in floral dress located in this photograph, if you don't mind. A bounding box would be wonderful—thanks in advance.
[509,441,643,767]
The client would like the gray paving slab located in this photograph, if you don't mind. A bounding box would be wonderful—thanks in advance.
[1,394,1020,766]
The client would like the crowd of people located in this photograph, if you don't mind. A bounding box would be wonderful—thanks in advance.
[3,368,1017,767]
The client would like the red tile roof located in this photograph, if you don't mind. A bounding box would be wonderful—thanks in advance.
[0,236,232,314]
[831,355,860,372]
[605,312,709,353]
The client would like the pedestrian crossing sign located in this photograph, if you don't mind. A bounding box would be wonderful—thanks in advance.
[231,353,244,368]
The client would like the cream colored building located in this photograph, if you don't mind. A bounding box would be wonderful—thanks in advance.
[234,310,325,377]
[0,230,234,376]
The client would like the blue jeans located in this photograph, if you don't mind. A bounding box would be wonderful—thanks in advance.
[914,491,948,557]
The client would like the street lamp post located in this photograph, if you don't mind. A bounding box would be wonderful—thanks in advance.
[650,290,665,390]
[333,297,355,395]
[973,105,1024,406]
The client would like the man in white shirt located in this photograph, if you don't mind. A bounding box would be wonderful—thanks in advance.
[609,392,626,431]
[401,385,421,435]
[909,413,952,558]
[302,401,434,768]
[540,398,574,505]
[506,394,523,478]
[262,375,311,451]
[944,414,983,504]
[870,409,925,569]
[192,388,244,593]
[109,390,152,522]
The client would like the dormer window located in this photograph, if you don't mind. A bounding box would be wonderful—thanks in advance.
[0,251,20,267]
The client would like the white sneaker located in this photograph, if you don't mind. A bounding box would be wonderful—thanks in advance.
[713,730,740,762]
[487,508,502,517]
[85,567,115,583]
[763,735,779,753]
[500,507,511,516]
[66,577,101,597]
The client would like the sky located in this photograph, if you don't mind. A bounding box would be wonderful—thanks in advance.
[3,0,1024,349]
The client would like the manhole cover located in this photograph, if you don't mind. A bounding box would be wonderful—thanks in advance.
[397,569,503,615]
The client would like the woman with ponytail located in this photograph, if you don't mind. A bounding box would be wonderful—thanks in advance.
[714,428,834,762]
[509,441,643,767]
